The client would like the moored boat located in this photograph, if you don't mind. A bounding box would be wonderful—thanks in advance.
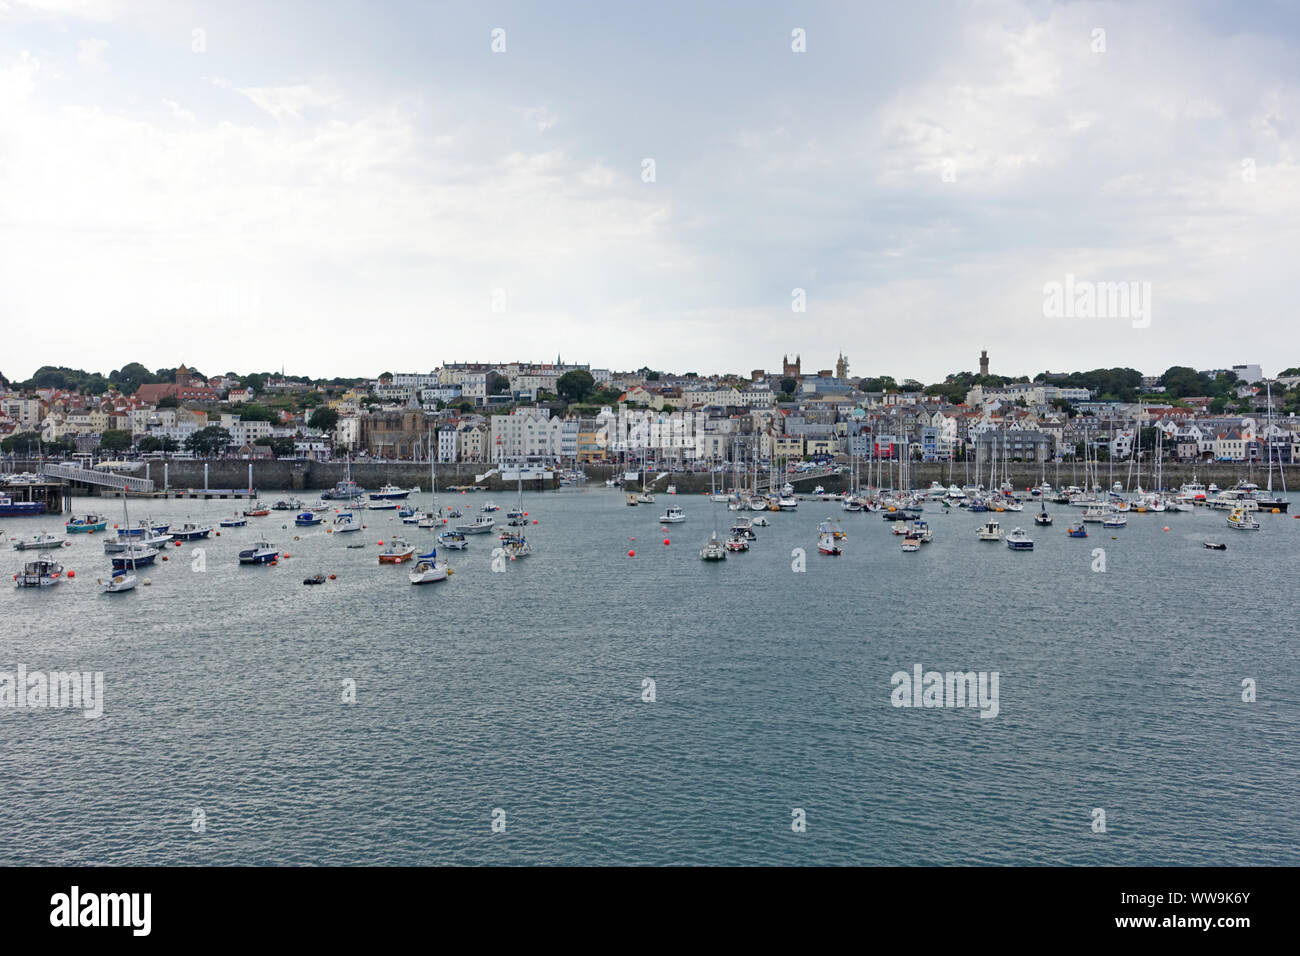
[13,553,63,587]
[378,538,417,563]
[65,514,107,534]
[238,541,280,564]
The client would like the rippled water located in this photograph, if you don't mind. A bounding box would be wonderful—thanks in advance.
[1,488,1297,865]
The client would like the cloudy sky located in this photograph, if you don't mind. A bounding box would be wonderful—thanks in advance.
[2,0,1298,383]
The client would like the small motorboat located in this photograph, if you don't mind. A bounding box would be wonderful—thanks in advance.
[725,535,749,552]
[238,541,280,564]
[455,515,496,535]
[219,514,248,528]
[369,484,411,500]
[1203,541,1227,550]
[437,531,468,550]
[1101,514,1127,529]
[171,522,212,541]
[1005,527,1034,550]
[272,497,302,511]
[977,519,1002,541]
[409,558,449,584]
[378,538,417,563]
[1066,522,1088,538]
[817,532,841,556]
[13,553,63,587]
[294,511,323,527]
[418,513,442,529]
[302,573,327,585]
[243,507,271,517]
[626,494,639,507]
[1226,506,1260,531]
[12,532,64,551]
[751,516,770,527]
[659,506,687,523]
[481,501,501,513]
[367,500,399,511]
[901,532,922,552]
[65,514,107,534]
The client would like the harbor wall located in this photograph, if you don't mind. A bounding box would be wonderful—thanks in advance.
[10,459,1294,496]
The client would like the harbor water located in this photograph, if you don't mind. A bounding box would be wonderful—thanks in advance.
[1,488,1297,865]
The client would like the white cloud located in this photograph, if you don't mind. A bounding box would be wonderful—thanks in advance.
[75,37,107,71]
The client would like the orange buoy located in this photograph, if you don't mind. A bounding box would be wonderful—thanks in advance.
[283,552,291,558]
[328,574,336,580]
[532,519,538,524]
[377,540,384,546]
[1163,526,1170,531]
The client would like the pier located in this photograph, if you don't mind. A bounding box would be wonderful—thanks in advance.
[0,479,67,515]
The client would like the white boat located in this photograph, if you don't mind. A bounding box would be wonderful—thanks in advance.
[1081,504,1114,523]
[751,515,770,526]
[816,531,841,555]
[333,512,360,534]
[700,532,727,561]
[378,538,417,563]
[12,532,63,551]
[14,553,64,588]
[437,531,468,550]
[499,533,533,558]
[100,570,136,593]
[401,510,427,525]
[749,497,769,511]
[781,482,795,497]
[636,492,656,504]
[408,558,449,584]
[418,513,441,529]
[666,484,677,495]
[367,500,399,511]
[1226,506,1260,531]
[626,494,639,507]
[456,514,496,534]
[659,506,686,523]
[778,496,799,510]
[1005,527,1034,550]
[369,484,411,500]
[1102,514,1127,528]
[481,501,500,513]
[713,493,731,503]
[977,519,1003,541]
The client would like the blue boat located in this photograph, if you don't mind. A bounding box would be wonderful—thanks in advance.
[0,495,45,516]
[1066,522,1088,538]
[119,521,169,537]
[171,523,212,540]
[111,546,158,569]
[294,511,323,526]
[65,514,107,533]
[238,541,279,564]
[219,515,247,528]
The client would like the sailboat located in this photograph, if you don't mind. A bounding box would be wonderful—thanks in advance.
[1255,382,1290,512]
[499,462,533,557]
[100,490,138,593]
[700,468,726,560]
[1034,496,1052,526]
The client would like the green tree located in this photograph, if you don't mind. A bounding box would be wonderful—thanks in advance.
[156,394,180,408]
[557,369,596,402]
[98,429,133,453]
[308,406,340,431]
[488,373,510,396]
[780,377,797,395]
[269,438,296,457]
[185,426,232,458]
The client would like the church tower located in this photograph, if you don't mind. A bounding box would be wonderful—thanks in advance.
[979,350,989,377]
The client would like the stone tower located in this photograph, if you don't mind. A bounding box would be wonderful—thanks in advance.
[835,352,849,380]
[782,354,802,379]
[979,350,989,377]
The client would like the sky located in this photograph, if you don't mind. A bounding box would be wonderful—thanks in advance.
[2,0,1298,384]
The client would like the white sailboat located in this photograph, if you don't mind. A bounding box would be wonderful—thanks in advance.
[100,490,138,593]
